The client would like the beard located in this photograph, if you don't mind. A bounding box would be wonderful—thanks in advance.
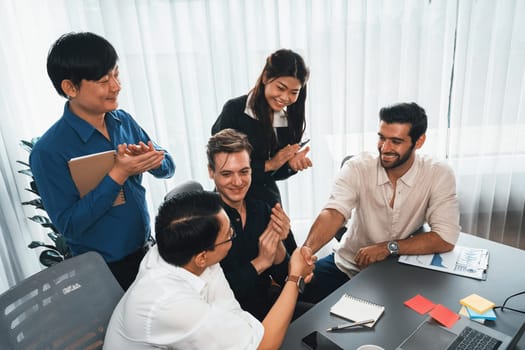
[379,145,414,170]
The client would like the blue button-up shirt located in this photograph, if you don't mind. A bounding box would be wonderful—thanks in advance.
[30,103,175,262]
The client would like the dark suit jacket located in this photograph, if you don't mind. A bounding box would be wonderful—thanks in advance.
[212,95,298,206]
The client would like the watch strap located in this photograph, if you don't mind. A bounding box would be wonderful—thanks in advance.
[285,275,305,293]
[286,275,300,284]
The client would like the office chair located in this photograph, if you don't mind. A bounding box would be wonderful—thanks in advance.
[164,180,204,201]
[0,251,123,350]
[334,155,353,241]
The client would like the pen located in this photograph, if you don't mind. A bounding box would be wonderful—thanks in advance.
[326,319,375,332]
[299,139,310,148]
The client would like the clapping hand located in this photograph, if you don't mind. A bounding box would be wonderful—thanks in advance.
[252,227,282,274]
[125,141,152,155]
[109,141,165,184]
[269,203,291,240]
[288,145,312,172]
[265,144,301,172]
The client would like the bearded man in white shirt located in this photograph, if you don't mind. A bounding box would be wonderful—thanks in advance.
[104,190,315,350]
[300,102,461,303]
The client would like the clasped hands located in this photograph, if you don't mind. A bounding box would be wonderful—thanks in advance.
[266,142,313,172]
[109,141,165,185]
[353,243,390,269]
[252,203,293,273]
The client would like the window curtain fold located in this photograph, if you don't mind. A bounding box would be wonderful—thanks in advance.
[0,0,523,294]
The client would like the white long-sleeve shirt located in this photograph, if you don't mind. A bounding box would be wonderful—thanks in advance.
[104,246,264,349]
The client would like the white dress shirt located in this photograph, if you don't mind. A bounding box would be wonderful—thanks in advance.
[103,246,264,350]
[326,152,461,276]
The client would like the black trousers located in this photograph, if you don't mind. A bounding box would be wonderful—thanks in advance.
[107,241,151,290]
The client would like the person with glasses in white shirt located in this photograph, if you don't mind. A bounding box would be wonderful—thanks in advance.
[104,190,315,350]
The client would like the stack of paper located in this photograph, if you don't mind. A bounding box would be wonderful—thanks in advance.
[398,246,489,280]
[459,294,496,321]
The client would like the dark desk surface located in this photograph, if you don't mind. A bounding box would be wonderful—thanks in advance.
[282,233,525,350]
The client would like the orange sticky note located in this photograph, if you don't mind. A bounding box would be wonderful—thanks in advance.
[429,304,460,328]
[404,294,436,315]
[459,294,495,314]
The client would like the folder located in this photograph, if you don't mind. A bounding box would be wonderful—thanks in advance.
[68,150,124,206]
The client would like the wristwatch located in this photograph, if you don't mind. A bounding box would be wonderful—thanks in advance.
[286,275,305,294]
[387,240,399,256]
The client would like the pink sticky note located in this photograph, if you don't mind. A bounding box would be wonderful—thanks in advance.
[429,304,460,328]
[404,294,437,315]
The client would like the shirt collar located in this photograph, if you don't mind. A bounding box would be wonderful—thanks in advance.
[376,155,420,187]
[144,245,210,294]
[62,102,122,143]
[220,197,256,214]
[244,92,287,126]
[399,155,419,186]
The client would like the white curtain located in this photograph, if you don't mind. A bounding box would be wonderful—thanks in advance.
[0,0,523,293]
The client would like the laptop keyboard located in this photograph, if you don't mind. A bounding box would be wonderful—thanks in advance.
[447,326,502,350]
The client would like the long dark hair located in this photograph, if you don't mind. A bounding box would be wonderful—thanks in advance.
[249,49,309,153]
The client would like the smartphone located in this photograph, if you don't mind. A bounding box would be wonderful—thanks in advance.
[301,331,343,350]
[299,139,311,148]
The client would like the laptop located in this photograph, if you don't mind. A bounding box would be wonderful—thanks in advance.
[396,316,520,350]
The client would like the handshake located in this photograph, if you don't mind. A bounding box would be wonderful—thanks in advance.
[288,246,317,289]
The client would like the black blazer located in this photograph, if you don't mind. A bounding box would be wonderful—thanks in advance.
[212,95,299,206]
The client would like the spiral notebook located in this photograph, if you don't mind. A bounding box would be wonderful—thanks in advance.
[330,294,385,327]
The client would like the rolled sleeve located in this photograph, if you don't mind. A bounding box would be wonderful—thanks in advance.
[324,162,360,221]
[426,164,461,244]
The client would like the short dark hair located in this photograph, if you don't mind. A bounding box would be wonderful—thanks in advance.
[155,191,223,266]
[47,32,118,98]
[379,102,428,145]
[207,128,253,171]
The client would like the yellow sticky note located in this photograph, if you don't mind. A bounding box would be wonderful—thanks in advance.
[459,294,495,314]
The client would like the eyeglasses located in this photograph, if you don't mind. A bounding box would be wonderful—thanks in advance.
[211,227,237,248]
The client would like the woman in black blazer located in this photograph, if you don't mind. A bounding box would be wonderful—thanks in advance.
[212,49,312,251]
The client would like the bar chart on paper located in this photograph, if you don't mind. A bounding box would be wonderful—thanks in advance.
[398,246,489,280]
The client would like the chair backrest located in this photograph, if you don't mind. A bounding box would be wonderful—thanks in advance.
[334,155,354,241]
[340,155,353,168]
[164,180,204,201]
[0,251,123,350]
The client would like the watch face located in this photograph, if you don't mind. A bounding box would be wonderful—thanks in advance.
[297,277,305,294]
[388,241,399,254]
